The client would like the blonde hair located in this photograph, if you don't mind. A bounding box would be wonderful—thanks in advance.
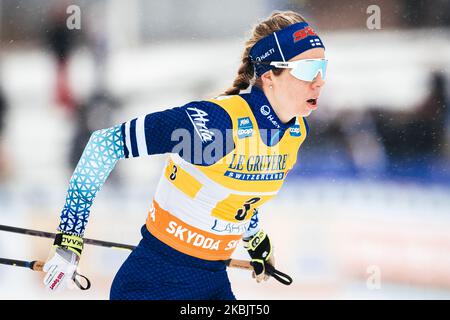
[222,11,308,96]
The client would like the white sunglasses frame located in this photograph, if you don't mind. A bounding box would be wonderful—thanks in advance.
[269,58,328,81]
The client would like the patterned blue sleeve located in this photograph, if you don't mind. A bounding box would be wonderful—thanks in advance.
[58,101,233,236]
[58,125,124,236]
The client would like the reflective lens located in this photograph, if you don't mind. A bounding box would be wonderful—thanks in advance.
[290,59,327,81]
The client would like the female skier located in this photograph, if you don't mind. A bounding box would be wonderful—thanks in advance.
[43,10,327,299]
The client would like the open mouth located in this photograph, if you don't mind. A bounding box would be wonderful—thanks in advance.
[306,98,317,106]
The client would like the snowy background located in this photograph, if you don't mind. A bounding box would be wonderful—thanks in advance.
[1,0,450,299]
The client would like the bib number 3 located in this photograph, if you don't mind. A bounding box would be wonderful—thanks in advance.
[235,197,261,221]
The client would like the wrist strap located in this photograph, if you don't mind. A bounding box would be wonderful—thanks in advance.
[265,263,293,286]
[53,233,84,257]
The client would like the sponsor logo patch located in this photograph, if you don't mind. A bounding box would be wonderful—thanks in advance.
[211,219,250,234]
[185,107,215,143]
[254,48,275,62]
[293,26,317,42]
[260,105,270,116]
[260,105,280,129]
[50,272,65,290]
[237,117,253,139]
[289,124,301,137]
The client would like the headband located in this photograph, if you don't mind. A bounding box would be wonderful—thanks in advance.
[249,22,325,77]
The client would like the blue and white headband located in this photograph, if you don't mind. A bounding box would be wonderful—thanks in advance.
[249,22,325,77]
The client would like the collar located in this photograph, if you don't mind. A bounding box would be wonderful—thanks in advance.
[240,86,297,131]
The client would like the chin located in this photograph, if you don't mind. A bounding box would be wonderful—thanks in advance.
[297,108,312,117]
[303,110,313,117]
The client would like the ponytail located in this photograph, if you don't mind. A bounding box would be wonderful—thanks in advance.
[221,11,308,96]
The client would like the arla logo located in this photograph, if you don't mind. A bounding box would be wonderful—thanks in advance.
[238,118,250,126]
[237,117,253,139]
[289,124,301,137]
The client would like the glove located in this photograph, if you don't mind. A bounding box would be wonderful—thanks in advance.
[243,229,275,283]
[43,232,83,292]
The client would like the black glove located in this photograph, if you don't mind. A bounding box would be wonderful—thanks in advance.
[243,230,275,283]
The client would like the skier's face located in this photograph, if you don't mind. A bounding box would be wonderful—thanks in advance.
[262,48,326,121]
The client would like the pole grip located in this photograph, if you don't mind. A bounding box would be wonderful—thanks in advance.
[226,259,253,270]
[30,260,45,272]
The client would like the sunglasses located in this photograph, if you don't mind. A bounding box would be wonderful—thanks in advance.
[256,58,328,82]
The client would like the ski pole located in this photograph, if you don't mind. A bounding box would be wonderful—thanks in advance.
[0,257,44,271]
[0,224,292,285]
[0,224,135,250]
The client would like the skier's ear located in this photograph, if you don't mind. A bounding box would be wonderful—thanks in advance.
[260,70,274,88]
